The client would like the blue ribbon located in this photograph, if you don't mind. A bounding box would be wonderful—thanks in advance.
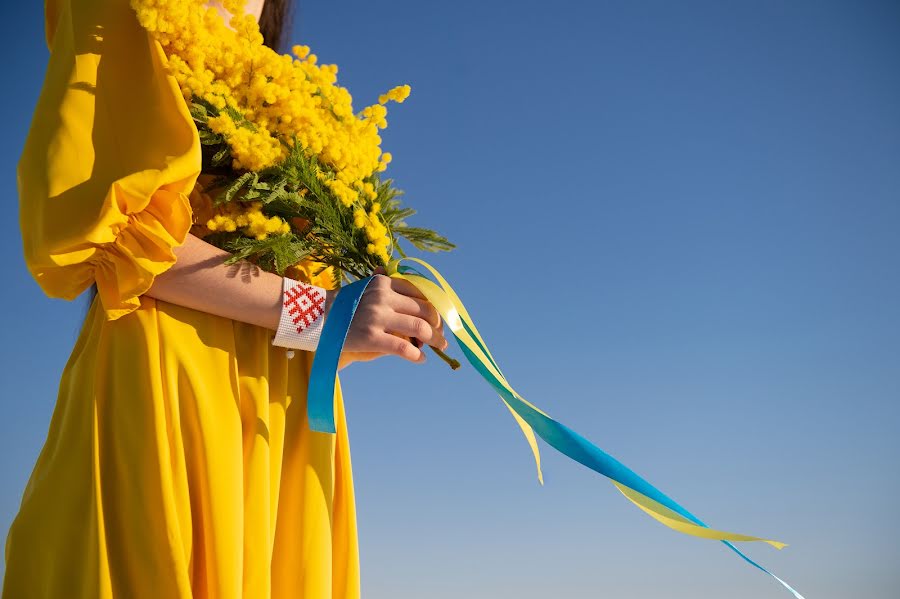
[306,276,375,433]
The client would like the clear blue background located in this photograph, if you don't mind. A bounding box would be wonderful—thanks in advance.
[2,1,898,597]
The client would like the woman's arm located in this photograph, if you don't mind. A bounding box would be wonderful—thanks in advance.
[144,232,285,330]
[145,233,448,367]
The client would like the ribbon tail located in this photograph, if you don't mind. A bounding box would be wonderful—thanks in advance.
[503,399,544,485]
[385,258,804,598]
[613,482,786,548]
[724,542,807,599]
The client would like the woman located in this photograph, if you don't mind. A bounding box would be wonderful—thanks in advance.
[3,0,446,597]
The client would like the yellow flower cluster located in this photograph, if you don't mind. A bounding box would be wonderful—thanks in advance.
[206,112,282,172]
[324,178,358,208]
[353,203,391,263]
[131,0,409,258]
[379,85,411,105]
[206,201,291,240]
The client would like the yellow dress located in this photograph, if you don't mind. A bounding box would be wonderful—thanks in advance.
[3,0,360,597]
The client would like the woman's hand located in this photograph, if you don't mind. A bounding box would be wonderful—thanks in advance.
[331,274,448,369]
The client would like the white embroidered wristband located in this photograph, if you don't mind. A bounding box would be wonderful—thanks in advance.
[271,277,327,358]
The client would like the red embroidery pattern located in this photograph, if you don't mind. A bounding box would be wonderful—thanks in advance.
[283,284,325,333]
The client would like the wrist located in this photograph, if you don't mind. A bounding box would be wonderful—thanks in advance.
[271,276,328,356]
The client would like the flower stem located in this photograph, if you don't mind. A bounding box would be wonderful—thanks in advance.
[429,345,461,370]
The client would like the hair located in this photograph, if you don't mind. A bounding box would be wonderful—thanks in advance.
[83,0,295,320]
[259,0,294,51]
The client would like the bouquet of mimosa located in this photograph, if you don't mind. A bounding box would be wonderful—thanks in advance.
[131,0,453,285]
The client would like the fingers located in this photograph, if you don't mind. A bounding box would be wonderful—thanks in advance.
[384,314,447,349]
[369,333,426,364]
[370,274,441,324]
[383,274,428,301]
[390,293,441,328]
[384,293,447,350]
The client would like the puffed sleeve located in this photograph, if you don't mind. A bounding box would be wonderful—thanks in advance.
[18,0,201,320]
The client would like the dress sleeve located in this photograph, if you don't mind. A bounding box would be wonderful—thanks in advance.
[19,0,201,320]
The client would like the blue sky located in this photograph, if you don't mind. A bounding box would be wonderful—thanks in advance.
[2,1,899,597]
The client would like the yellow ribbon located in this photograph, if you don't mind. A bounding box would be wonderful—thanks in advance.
[387,257,786,549]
